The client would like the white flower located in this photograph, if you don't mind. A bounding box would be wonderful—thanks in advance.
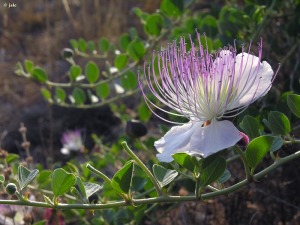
[139,33,278,162]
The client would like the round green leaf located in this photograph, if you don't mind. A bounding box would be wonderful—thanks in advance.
[287,94,300,118]
[55,87,66,103]
[114,54,129,70]
[85,61,99,83]
[144,14,164,36]
[138,102,152,122]
[200,154,226,188]
[268,111,290,135]
[87,41,96,52]
[52,168,76,198]
[70,39,78,49]
[32,67,47,83]
[245,136,274,169]
[239,115,260,140]
[72,87,86,105]
[127,39,146,61]
[40,87,52,100]
[120,70,137,90]
[78,38,87,52]
[95,83,110,99]
[160,0,184,17]
[199,15,218,38]
[99,38,110,52]
[172,153,196,173]
[119,33,131,51]
[152,164,178,188]
[270,136,284,153]
[24,60,34,73]
[69,65,82,81]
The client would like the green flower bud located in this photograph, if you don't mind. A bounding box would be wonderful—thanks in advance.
[5,183,17,195]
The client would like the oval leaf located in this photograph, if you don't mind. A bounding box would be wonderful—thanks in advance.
[200,154,226,188]
[287,94,300,118]
[239,115,260,140]
[55,87,66,103]
[72,87,86,105]
[127,39,146,61]
[69,65,82,81]
[52,168,76,198]
[245,136,274,169]
[111,161,134,195]
[41,87,52,101]
[120,70,137,91]
[160,0,184,17]
[144,13,164,36]
[32,67,47,83]
[268,111,290,135]
[99,38,110,52]
[153,164,178,188]
[85,61,99,83]
[95,83,110,99]
[114,54,128,70]
[172,153,195,173]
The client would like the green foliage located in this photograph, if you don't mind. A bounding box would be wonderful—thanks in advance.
[52,168,76,198]
[96,83,110,99]
[172,153,196,173]
[245,136,274,170]
[24,60,34,73]
[127,39,146,61]
[40,87,52,101]
[287,94,300,118]
[119,33,131,51]
[267,111,291,135]
[55,87,66,103]
[152,164,178,188]
[144,14,164,36]
[32,67,48,83]
[120,70,137,90]
[114,54,129,70]
[18,165,39,191]
[85,61,99,83]
[69,65,82,81]
[138,102,152,122]
[78,38,87,52]
[99,38,110,52]
[72,87,86,105]
[200,154,226,188]
[160,0,184,17]
[239,115,260,140]
[111,161,134,195]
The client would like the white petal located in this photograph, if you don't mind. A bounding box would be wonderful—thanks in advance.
[228,53,274,109]
[155,122,203,162]
[189,120,242,157]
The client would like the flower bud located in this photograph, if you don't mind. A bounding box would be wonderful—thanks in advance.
[238,132,249,146]
[125,120,147,138]
[5,183,17,195]
[62,48,74,59]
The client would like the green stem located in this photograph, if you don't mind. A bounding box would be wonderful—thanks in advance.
[121,141,162,196]
[234,146,252,180]
[0,150,299,210]
[86,163,112,184]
